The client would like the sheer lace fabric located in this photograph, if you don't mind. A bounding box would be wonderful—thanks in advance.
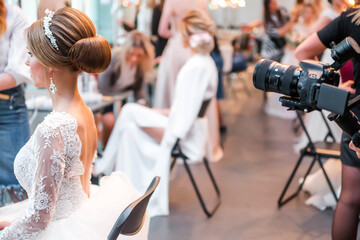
[1,112,86,239]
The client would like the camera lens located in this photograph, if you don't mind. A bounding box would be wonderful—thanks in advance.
[331,37,360,68]
[253,59,300,97]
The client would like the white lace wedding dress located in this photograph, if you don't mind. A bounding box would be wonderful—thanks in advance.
[0,112,149,240]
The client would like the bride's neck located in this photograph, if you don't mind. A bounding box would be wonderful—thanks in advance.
[50,72,82,112]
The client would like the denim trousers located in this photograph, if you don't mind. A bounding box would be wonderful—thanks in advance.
[0,92,30,206]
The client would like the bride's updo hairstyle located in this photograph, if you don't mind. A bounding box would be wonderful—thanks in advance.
[179,9,215,54]
[26,7,111,73]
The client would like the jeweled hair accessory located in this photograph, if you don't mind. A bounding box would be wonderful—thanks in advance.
[43,9,59,51]
[189,32,212,48]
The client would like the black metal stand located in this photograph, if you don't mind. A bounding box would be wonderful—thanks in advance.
[171,139,221,217]
[278,111,339,208]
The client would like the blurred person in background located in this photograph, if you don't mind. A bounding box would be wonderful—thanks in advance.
[0,0,31,206]
[282,3,317,65]
[210,36,226,134]
[262,0,299,119]
[94,9,218,217]
[261,0,298,62]
[154,0,209,108]
[151,0,168,58]
[98,30,154,149]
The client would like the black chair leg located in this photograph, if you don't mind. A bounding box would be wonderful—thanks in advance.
[278,152,316,208]
[316,156,338,202]
[182,157,221,218]
[170,157,177,171]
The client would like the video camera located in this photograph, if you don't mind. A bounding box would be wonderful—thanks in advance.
[253,37,360,147]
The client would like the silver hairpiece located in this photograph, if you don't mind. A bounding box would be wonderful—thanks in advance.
[43,9,59,51]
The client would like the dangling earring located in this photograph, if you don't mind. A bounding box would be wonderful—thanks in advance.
[49,72,57,94]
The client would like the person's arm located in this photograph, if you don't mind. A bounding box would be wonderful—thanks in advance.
[295,12,345,61]
[294,33,326,61]
[1,6,31,91]
[265,9,297,38]
[311,15,332,33]
[0,126,66,240]
[158,0,172,38]
[349,141,360,158]
[277,14,297,37]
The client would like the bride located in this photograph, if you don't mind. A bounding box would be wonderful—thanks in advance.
[0,7,149,239]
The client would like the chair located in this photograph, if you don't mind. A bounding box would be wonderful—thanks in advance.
[107,176,160,240]
[170,99,221,218]
[278,111,340,208]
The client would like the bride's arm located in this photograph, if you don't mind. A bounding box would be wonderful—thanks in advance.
[0,126,66,240]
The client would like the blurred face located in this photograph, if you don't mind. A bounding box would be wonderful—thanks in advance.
[25,50,48,88]
[268,0,279,14]
[126,47,145,67]
[302,6,315,23]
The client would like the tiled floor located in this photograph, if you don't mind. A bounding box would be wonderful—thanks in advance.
[148,72,360,240]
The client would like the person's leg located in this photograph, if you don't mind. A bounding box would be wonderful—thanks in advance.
[332,164,360,240]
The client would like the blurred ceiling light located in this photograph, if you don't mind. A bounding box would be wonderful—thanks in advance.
[121,0,140,7]
[348,0,355,7]
[209,0,246,8]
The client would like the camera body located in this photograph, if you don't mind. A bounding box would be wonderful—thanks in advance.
[253,59,348,114]
[253,37,360,115]
[253,37,360,146]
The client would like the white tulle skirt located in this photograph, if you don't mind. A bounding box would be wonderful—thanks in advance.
[0,172,150,240]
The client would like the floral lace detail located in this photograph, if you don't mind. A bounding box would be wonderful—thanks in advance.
[3,112,87,240]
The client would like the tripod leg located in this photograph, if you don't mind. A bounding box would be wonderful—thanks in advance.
[170,157,177,171]
[278,151,307,208]
[317,156,338,202]
[297,157,316,191]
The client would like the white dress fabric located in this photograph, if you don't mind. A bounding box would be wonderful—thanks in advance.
[0,112,149,240]
[94,54,218,217]
[0,4,31,85]
[154,31,191,108]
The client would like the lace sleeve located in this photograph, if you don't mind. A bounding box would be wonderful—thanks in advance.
[1,125,66,240]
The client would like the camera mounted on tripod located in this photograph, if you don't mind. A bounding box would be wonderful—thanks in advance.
[253,37,360,115]
[253,37,360,147]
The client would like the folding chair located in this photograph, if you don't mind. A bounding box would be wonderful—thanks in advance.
[170,99,221,218]
[107,176,160,240]
[278,110,340,208]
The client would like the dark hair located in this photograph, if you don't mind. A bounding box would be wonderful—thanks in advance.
[212,36,220,55]
[263,0,285,27]
[328,0,332,4]
[232,32,250,51]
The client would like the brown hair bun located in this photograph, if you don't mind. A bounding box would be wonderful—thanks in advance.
[68,35,111,73]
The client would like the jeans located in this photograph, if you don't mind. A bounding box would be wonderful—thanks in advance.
[0,90,30,206]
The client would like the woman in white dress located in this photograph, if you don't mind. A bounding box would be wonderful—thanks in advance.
[0,7,149,239]
[156,0,223,162]
[94,9,218,217]
[154,0,209,108]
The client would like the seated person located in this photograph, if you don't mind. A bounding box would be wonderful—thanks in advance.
[231,33,250,72]
[0,7,149,239]
[94,9,218,217]
[97,30,154,148]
